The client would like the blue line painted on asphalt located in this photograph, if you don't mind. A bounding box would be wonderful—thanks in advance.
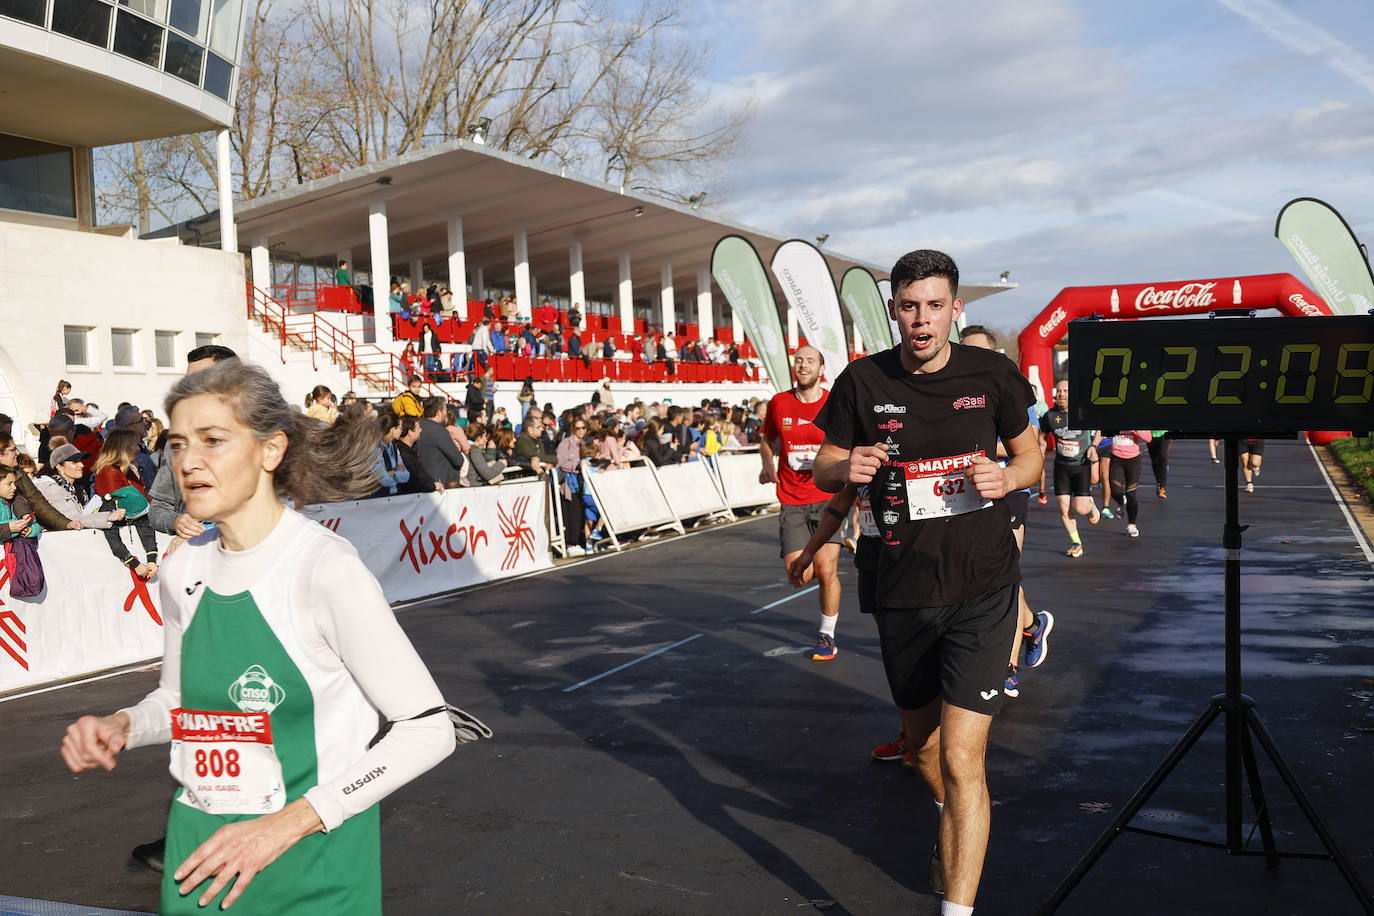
[750,584,818,614]
[562,633,705,692]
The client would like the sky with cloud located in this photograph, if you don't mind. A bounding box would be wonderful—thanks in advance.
[695,0,1374,331]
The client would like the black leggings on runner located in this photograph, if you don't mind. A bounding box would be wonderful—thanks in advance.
[1108,453,1141,523]
[1147,436,1170,487]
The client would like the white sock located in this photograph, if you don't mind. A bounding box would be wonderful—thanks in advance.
[941,903,973,916]
[819,613,837,638]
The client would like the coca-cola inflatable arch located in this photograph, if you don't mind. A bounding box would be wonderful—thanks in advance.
[1016,272,1330,401]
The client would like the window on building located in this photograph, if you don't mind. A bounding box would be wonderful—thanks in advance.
[0,0,46,26]
[194,332,218,350]
[65,326,91,367]
[206,0,239,57]
[203,52,232,100]
[120,0,168,21]
[51,0,113,47]
[113,9,164,66]
[164,30,203,84]
[155,330,177,368]
[111,328,136,368]
[167,0,204,39]
[0,133,76,219]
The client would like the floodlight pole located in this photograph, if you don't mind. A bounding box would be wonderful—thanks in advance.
[1038,436,1374,915]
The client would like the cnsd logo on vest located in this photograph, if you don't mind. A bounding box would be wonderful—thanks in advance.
[229,664,287,713]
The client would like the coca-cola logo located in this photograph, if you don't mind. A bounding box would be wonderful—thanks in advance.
[1038,306,1067,338]
[1134,282,1216,312]
[1287,293,1323,317]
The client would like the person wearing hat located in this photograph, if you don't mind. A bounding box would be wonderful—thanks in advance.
[34,442,127,528]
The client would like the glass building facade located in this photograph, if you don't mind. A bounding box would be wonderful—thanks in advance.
[0,0,241,101]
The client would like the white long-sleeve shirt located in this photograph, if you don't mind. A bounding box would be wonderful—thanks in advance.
[120,507,455,831]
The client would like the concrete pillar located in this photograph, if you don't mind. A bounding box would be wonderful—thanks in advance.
[409,258,423,292]
[446,215,467,318]
[473,267,484,302]
[659,261,675,336]
[216,129,237,252]
[732,304,743,343]
[250,236,270,293]
[787,308,799,349]
[513,230,532,319]
[617,252,633,334]
[853,320,863,354]
[696,267,712,340]
[569,241,585,313]
[369,199,393,349]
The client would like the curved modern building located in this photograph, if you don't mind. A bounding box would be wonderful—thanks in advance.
[0,0,250,439]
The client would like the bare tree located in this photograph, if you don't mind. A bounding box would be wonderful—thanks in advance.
[94,0,752,228]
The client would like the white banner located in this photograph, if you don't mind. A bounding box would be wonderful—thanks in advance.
[2,484,552,694]
[877,278,899,345]
[581,460,678,536]
[714,449,781,510]
[302,480,552,604]
[0,528,171,694]
[656,461,728,521]
[770,240,850,382]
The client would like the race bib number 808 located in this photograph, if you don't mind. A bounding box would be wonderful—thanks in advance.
[170,707,287,816]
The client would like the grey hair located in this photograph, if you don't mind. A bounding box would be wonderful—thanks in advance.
[164,359,378,506]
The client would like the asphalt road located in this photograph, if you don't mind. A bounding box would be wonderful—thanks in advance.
[3,438,1372,915]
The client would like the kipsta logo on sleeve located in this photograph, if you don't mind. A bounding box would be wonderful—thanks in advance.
[229,664,286,713]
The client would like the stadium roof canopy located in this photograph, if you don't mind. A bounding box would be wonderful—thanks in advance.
[219,139,1013,309]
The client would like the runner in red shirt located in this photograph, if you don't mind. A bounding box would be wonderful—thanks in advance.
[760,346,842,660]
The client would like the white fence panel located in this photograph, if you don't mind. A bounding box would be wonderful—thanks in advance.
[656,461,729,522]
[581,458,680,542]
[715,448,780,510]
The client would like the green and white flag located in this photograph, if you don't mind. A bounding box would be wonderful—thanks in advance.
[770,240,850,380]
[1275,197,1374,315]
[839,267,892,355]
[712,235,791,392]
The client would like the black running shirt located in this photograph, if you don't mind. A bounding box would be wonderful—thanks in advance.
[815,344,1036,608]
[1039,408,1095,465]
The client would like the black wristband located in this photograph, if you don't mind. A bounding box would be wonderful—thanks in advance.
[823,506,846,521]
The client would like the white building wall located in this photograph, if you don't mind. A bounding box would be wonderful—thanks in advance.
[0,221,249,449]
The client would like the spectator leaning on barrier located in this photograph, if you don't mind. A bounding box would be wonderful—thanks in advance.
[640,418,680,467]
[556,418,589,554]
[396,415,442,494]
[0,465,39,545]
[371,412,410,497]
[392,376,426,418]
[93,429,159,578]
[0,433,80,530]
[464,423,506,487]
[416,396,466,488]
[514,413,557,475]
[35,442,125,528]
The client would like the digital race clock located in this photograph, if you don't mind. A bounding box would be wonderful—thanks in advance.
[1066,315,1374,433]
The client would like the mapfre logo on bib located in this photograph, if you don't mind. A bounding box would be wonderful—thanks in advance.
[228,665,286,714]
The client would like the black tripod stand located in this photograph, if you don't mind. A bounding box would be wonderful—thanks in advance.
[1038,436,1374,915]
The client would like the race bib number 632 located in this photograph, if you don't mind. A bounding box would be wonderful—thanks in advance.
[903,451,993,520]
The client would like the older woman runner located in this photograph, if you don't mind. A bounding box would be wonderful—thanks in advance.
[61,359,465,913]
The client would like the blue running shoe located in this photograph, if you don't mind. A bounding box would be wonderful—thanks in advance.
[812,633,838,661]
[1100,506,1116,520]
[1024,610,1054,669]
[1004,665,1020,698]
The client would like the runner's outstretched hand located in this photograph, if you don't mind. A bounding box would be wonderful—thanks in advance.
[61,712,131,772]
[847,442,887,485]
[966,454,1010,499]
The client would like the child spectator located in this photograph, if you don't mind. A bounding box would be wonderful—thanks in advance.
[0,466,39,545]
[92,429,158,579]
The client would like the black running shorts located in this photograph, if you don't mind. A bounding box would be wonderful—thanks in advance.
[1005,491,1029,530]
[1241,439,1265,455]
[778,500,843,557]
[1053,462,1093,497]
[875,583,1019,715]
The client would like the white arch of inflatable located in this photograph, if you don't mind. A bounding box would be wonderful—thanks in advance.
[1016,272,1330,399]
